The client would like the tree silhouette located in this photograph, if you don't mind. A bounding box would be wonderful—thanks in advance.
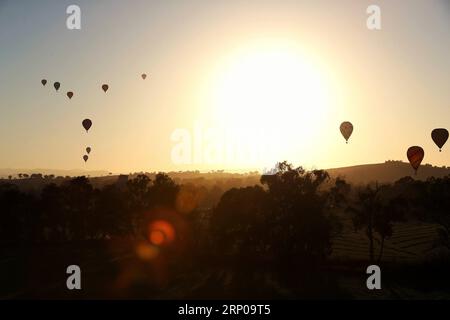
[148,173,179,208]
[127,174,151,235]
[0,183,35,242]
[407,176,450,250]
[39,183,66,241]
[261,161,335,265]
[211,185,269,259]
[210,161,340,279]
[63,176,94,240]
[347,183,405,263]
[94,184,131,238]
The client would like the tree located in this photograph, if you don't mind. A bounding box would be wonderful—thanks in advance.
[126,174,151,235]
[261,161,335,264]
[94,184,131,238]
[39,183,66,241]
[211,185,269,258]
[148,173,179,208]
[63,176,94,240]
[211,162,338,269]
[347,184,405,263]
[127,174,151,208]
[0,183,35,242]
[410,176,450,251]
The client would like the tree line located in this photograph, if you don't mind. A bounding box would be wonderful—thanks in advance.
[1,162,450,266]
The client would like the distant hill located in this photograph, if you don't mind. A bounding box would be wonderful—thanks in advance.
[1,161,449,187]
[327,161,450,185]
[0,168,110,179]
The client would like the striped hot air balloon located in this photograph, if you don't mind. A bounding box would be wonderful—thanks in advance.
[407,146,424,175]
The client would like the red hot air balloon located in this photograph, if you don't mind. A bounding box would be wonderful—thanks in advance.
[83,155,88,162]
[67,91,73,99]
[41,79,47,86]
[82,119,92,132]
[102,84,109,93]
[431,128,449,152]
[141,73,147,80]
[340,121,353,143]
[86,147,91,154]
[407,146,424,175]
[54,82,61,91]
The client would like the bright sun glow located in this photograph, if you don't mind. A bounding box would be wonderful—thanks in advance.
[204,40,334,169]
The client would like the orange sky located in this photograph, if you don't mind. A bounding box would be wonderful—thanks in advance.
[0,0,449,173]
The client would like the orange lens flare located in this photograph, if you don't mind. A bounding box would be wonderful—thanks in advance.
[149,230,165,246]
[148,220,175,246]
[135,242,159,260]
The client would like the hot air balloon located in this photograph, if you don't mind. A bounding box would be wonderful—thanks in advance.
[407,146,424,175]
[67,91,73,99]
[340,121,353,143]
[41,79,47,86]
[82,119,92,132]
[86,147,91,154]
[83,155,88,162]
[141,73,147,80]
[102,84,109,93]
[431,128,449,152]
[54,82,60,91]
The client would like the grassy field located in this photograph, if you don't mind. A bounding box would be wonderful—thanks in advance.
[331,216,440,263]
[1,219,449,300]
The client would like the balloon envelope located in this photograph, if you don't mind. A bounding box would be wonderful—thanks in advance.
[407,146,424,174]
[340,121,353,143]
[102,84,109,92]
[67,91,73,99]
[86,147,91,154]
[41,79,47,86]
[431,128,449,152]
[141,73,147,80]
[83,155,88,162]
[82,119,92,132]
[54,82,60,91]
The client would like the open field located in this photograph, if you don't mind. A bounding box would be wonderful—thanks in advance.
[1,218,448,300]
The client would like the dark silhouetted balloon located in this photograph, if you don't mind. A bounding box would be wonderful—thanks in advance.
[41,79,47,86]
[67,91,73,99]
[431,128,449,152]
[86,147,91,154]
[54,82,60,91]
[82,119,92,132]
[407,146,424,175]
[141,73,147,80]
[83,155,88,162]
[340,121,353,143]
[102,84,109,93]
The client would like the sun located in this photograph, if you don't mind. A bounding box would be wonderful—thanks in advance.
[202,40,334,169]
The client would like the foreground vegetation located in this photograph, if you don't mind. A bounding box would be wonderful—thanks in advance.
[1,162,450,298]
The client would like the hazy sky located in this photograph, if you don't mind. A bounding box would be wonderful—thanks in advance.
[0,0,449,173]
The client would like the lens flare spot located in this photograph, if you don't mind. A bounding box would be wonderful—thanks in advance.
[150,230,165,246]
[148,220,175,246]
[136,242,159,260]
